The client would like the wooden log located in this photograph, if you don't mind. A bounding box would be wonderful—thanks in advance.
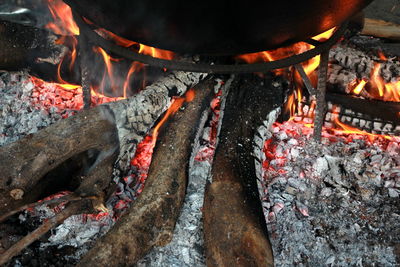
[362,18,400,41]
[107,71,207,170]
[203,74,286,267]
[326,93,400,124]
[330,45,400,81]
[0,20,66,73]
[0,198,93,266]
[0,106,119,215]
[0,71,206,217]
[78,80,214,266]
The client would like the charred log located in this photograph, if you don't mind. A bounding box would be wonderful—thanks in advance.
[330,45,400,81]
[78,81,214,266]
[0,20,67,79]
[203,74,286,267]
[0,71,206,217]
[0,198,93,266]
[0,106,119,215]
[107,71,207,170]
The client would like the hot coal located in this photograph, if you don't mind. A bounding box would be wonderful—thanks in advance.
[0,69,220,266]
[259,119,400,266]
[0,71,68,147]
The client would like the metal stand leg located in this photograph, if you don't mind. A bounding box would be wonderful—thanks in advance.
[313,50,330,142]
[78,33,92,110]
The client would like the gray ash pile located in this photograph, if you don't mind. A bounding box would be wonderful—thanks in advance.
[258,119,400,266]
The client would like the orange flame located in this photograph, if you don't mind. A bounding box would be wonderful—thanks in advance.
[352,79,368,95]
[97,27,175,60]
[312,27,336,42]
[123,62,144,98]
[354,62,400,102]
[151,89,196,146]
[236,27,335,68]
[46,0,79,36]
[285,92,296,119]
[331,108,393,141]
[138,44,175,60]
[371,63,385,97]
[93,47,124,95]
[378,51,388,61]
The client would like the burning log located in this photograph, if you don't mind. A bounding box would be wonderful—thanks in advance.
[330,45,400,81]
[0,71,206,264]
[0,71,206,214]
[106,71,207,169]
[203,74,286,267]
[78,81,214,266]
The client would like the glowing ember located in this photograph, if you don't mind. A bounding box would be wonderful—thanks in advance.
[352,78,367,95]
[195,87,223,162]
[349,54,400,102]
[30,76,123,112]
[260,117,400,266]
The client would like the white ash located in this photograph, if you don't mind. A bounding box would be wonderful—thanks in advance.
[257,119,400,266]
[0,71,67,146]
[330,44,400,82]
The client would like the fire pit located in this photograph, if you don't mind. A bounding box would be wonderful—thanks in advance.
[0,0,399,266]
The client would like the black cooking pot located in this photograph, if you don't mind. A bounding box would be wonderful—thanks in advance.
[64,0,373,55]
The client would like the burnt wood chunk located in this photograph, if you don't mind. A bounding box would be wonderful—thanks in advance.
[78,82,214,266]
[203,74,286,267]
[0,20,65,73]
[0,106,119,215]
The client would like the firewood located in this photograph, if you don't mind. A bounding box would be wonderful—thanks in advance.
[362,18,400,41]
[78,80,214,266]
[0,20,66,72]
[0,71,206,218]
[0,198,93,266]
[106,71,208,171]
[203,74,286,267]
[330,45,400,81]
[0,106,119,216]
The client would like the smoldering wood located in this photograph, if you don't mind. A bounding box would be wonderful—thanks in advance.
[348,35,400,58]
[330,45,400,81]
[203,74,286,267]
[0,106,119,215]
[0,20,66,72]
[106,71,207,170]
[0,71,206,217]
[326,93,400,132]
[78,81,214,266]
[291,96,400,135]
[0,199,93,266]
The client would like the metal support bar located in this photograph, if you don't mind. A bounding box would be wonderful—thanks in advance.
[73,11,347,74]
[313,50,330,142]
[294,64,317,96]
[78,33,92,109]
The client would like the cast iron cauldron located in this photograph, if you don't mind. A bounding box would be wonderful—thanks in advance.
[64,0,373,55]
